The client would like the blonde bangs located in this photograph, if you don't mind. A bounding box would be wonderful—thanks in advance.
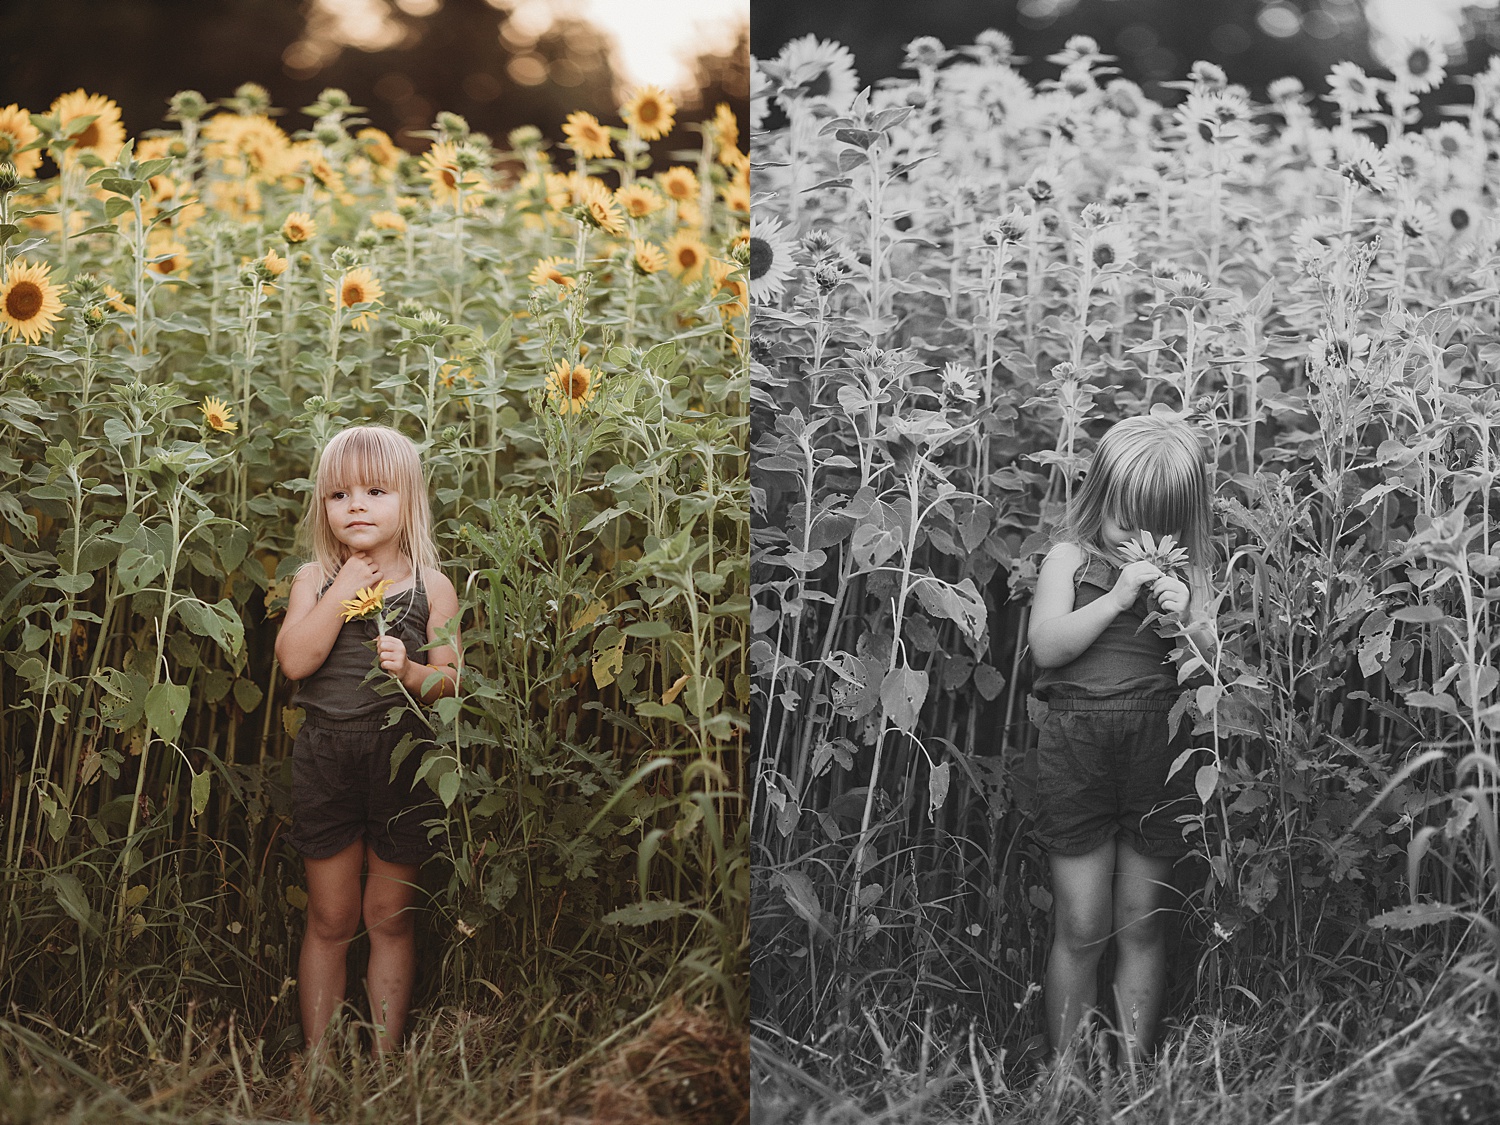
[1066,414,1213,566]
[301,425,442,583]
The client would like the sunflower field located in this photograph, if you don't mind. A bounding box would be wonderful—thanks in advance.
[0,81,748,1120]
[752,30,1500,1123]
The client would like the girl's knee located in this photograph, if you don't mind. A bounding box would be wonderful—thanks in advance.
[362,895,415,939]
[1055,904,1112,955]
[1115,907,1166,950]
[307,899,361,944]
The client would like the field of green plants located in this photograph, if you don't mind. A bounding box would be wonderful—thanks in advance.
[751,31,1500,1124]
[0,82,748,1122]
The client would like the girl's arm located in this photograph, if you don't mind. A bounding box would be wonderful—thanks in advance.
[1028,543,1163,668]
[275,554,380,679]
[393,567,461,703]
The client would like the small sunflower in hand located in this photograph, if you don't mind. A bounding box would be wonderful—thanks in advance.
[340,580,393,627]
[1117,530,1190,574]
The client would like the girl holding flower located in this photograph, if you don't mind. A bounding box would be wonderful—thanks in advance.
[1026,412,1216,1061]
[274,424,460,1056]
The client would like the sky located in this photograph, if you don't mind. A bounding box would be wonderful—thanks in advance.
[307,0,748,95]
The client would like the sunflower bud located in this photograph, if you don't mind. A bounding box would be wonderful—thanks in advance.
[397,298,425,318]
[168,90,209,122]
[232,83,271,116]
[355,229,381,251]
[70,272,103,301]
[330,246,360,270]
[313,121,345,148]
[508,125,542,150]
[82,305,108,331]
[316,88,352,113]
[454,143,486,173]
[436,112,470,141]
[0,162,19,195]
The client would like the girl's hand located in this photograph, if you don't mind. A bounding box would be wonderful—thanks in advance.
[375,634,409,677]
[1152,573,1190,615]
[1111,560,1163,612]
[328,551,381,600]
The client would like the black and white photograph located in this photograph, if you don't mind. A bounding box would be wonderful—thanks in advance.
[750,0,1500,1120]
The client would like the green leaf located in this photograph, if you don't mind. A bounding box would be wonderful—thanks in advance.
[928,760,951,822]
[50,873,97,936]
[176,598,244,658]
[880,665,928,735]
[600,900,693,926]
[190,769,211,824]
[623,620,672,638]
[233,679,263,713]
[1195,764,1219,805]
[145,681,190,743]
[117,546,163,593]
[1368,902,1465,930]
[438,770,460,808]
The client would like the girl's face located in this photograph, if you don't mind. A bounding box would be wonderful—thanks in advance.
[1101,513,1136,551]
[325,482,402,553]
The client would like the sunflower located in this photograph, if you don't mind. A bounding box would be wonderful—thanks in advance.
[545,358,596,415]
[200,396,238,434]
[331,267,384,330]
[544,171,575,212]
[203,113,291,179]
[711,103,739,156]
[657,166,699,204]
[340,579,392,623]
[0,105,41,178]
[563,111,613,160]
[146,237,190,276]
[0,259,66,344]
[577,179,624,234]
[1394,31,1447,94]
[708,258,747,324]
[103,284,134,314]
[748,214,798,302]
[438,362,475,390]
[370,210,407,233]
[356,126,403,171]
[529,256,574,291]
[282,211,316,244]
[630,239,666,275]
[615,183,661,219]
[663,231,709,281]
[773,34,859,112]
[420,141,484,209]
[259,248,288,278]
[1327,62,1380,114]
[49,89,126,164]
[621,86,676,141]
[721,180,750,216]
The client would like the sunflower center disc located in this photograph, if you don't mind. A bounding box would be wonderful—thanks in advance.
[6,281,42,320]
[749,237,772,280]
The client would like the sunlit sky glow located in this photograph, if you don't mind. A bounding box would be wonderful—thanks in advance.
[294,0,747,97]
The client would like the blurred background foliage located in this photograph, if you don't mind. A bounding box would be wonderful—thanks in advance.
[0,0,749,152]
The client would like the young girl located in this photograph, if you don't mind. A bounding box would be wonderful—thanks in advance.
[1027,412,1215,1061]
[274,424,460,1055]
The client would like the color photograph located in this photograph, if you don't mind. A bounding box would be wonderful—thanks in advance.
[750,0,1500,1120]
[0,0,749,1120]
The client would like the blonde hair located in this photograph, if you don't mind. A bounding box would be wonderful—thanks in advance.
[1066,413,1213,567]
[299,425,441,582]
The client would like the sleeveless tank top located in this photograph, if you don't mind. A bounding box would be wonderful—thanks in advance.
[294,566,430,723]
[1031,552,1178,700]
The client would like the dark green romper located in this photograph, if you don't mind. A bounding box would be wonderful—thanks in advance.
[1029,552,1198,858]
[285,567,444,864]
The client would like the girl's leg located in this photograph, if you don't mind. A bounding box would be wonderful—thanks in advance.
[300,839,366,1050]
[362,846,421,1053]
[1112,841,1175,1056]
[1044,837,1116,1053]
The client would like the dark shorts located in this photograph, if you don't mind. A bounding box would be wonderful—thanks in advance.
[1031,694,1200,859]
[285,713,446,865]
